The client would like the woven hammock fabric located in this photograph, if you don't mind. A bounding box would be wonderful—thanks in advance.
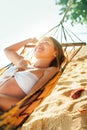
[0,41,86,130]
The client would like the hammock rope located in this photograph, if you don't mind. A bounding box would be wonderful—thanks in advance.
[0,42,86,130]
[0,0,82,75]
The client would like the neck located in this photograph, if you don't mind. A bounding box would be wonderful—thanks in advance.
[32,58,52,68]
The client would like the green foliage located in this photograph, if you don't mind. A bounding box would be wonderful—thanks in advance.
[55,0,87,24]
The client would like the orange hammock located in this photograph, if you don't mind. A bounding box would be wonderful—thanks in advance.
[0,21,86,130]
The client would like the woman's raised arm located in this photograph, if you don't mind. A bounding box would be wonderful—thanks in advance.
[4,38,38,68]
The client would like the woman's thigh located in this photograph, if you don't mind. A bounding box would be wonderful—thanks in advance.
[0,77,26,99]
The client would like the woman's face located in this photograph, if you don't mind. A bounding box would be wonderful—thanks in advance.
[34,37,57,59]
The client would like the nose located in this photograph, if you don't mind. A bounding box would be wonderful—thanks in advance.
[37,42,43,47]
[35,42,43,50]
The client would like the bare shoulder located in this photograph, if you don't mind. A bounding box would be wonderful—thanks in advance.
[29,67,59,79]
[30,67,58,72]
[44,67,59,76]
[47,67,58,70]
[46,67,59,72]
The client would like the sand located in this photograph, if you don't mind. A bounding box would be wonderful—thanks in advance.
[20,45,87,130]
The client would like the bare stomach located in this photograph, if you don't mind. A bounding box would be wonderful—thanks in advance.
[0,77,26,99]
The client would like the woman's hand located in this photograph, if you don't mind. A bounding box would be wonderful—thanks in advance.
[30,37,38,43]
[16,59,31,70]
[26,37,38,45]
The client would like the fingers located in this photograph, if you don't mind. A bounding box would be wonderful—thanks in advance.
[16,59,31,70]
[32,37,38,43]
[26,37,38,44]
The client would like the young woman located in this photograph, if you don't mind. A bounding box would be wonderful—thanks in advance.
[0,36,65,111]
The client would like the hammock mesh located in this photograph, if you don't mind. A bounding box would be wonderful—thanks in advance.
[0,22,86,130]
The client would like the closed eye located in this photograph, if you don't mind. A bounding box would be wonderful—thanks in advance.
[42,41,50,46]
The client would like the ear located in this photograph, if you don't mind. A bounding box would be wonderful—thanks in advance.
[53,53,56,57]
[53,50,58,57]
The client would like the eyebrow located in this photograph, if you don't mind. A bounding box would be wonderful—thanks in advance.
[43,41,51,45]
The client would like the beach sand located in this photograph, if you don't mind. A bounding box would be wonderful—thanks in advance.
[20,45,87,130]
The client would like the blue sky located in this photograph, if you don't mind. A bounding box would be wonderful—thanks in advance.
[0,0,87,67]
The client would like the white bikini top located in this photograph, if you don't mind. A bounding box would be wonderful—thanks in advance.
[14,70,39,94]
[0,66,39,94]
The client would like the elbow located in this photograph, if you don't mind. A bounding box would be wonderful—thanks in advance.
[4,47,10,55]
[4,47,8,52]
[4,47,8,54]
[4,47,13,58]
